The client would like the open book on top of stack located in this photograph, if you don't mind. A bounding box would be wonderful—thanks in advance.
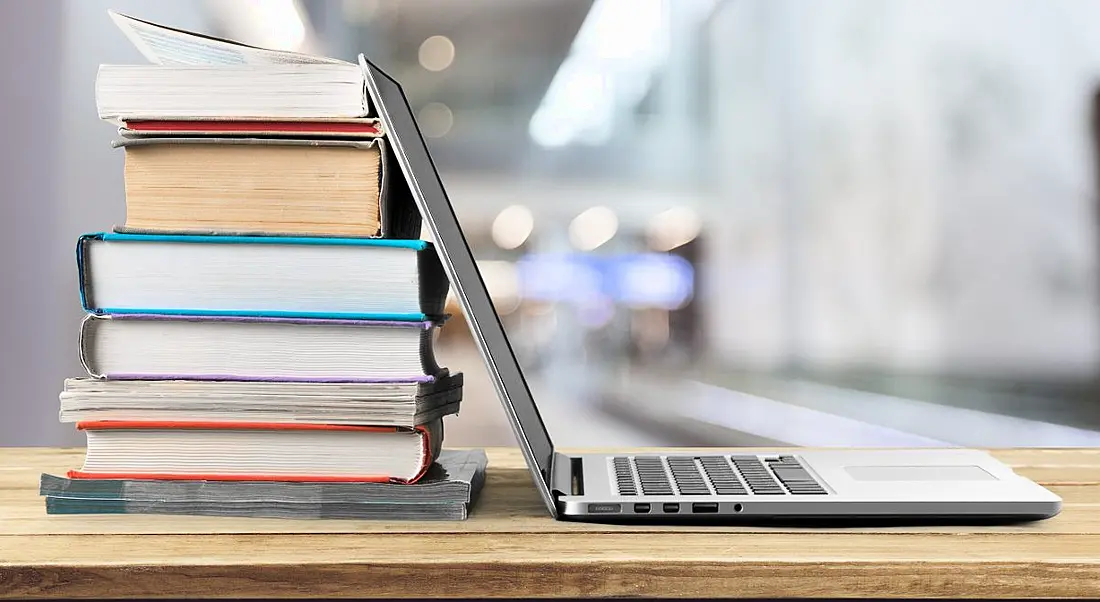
[97,11,419,239]
[44,12,482,520]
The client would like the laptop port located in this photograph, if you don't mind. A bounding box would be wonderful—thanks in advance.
[733,503,744,513]
[692,502,719,514]
[662,502,680,513]
[633,503,651,514]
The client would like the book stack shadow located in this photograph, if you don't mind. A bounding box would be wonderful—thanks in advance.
[40,15,486,521]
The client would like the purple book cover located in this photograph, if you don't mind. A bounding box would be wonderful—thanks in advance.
[79,313,442,383]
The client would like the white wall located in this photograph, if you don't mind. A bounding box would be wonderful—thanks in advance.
[0,1,66,446]
[704,0,1100,378]
[0,1,210,446]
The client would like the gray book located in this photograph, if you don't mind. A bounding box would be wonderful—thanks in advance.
[44,498,475,521]
[59,374,463,427]
[41,449,487,520]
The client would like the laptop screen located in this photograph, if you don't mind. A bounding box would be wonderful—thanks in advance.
[361,59,558,511]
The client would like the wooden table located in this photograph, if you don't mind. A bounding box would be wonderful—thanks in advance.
[1,447,1099,599]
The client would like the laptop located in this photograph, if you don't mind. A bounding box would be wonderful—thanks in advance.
[360,57,1062,523]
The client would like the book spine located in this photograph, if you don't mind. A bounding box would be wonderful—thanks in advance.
[378,136,425,239]
[76,233,107,313]
[77,314,106,378]
[394,421,437,484]
[419,327,443,378]
[417,245,449,317]
[376,136,393,238]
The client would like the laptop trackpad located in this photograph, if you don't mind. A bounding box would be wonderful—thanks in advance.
[845,465,997,481]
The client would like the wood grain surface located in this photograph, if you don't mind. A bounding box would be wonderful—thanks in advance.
[1,447,1098,598]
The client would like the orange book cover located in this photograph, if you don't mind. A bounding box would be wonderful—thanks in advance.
[68,420,434,483]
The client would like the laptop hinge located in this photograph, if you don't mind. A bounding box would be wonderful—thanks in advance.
[550,451,575,496]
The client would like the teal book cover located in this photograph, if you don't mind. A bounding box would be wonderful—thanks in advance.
[76,232,448,322]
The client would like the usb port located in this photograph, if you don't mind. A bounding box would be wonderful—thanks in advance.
[662,502,680,513]
[692,502,719,513]
[633,503,651,514]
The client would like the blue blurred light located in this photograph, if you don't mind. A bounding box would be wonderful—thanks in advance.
[515,252,693,309]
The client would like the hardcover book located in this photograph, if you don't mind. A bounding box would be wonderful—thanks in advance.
[114,136,418,238]
[78,233,449,321]
[96,12,374,121]
[68,420,444,484]
[79,314,446,382]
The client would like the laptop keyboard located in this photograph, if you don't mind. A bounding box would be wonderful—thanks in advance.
[611,455,827,496]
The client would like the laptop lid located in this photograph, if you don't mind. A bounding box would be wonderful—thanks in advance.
[360,57,560,516]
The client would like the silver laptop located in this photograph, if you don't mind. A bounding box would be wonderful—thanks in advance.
[361,57,1062,523]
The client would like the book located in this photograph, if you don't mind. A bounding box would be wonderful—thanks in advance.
[41,449,487,503]
[97,12,373,121]
[78,233,448,321]
[43,498,475,521]
[113,136,415,238]
[105,11,347,68]
[118,119,383,138]
[68,420,444,483]
[42,450,486,520]
[96,63,374,120]
[43,447,486,520]
[48,11,470,520]
[80,314,444,382]
[59,374,463,426]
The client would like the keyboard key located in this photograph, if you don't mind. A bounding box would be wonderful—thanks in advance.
[667,457,711,495]
[772,467,814,482]
[766,460,827,494]
[633,456,674,495]
[612,457,638,496]
[699,456,750,495]
[620,454,828,499]
[729,456,789,494]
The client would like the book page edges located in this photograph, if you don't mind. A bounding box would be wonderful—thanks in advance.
[68,422,434,483]
[113,136,388,238]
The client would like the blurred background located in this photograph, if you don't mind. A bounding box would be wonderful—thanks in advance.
[4,0,1100,448]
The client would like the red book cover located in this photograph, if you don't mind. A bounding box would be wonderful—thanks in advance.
[121,119,383,137]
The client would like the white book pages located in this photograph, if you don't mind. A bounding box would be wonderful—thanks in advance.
[58,377,462,425]
[95,64,368,120]
[85,239,425,316]
[82,427,427,480]
[100,13,370,119]
[109,11,349,66]
[82,317,438,380]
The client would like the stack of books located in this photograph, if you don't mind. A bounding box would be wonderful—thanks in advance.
[40,12,485,520]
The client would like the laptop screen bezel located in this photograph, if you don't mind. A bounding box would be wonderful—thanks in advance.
[360,57,559,516]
